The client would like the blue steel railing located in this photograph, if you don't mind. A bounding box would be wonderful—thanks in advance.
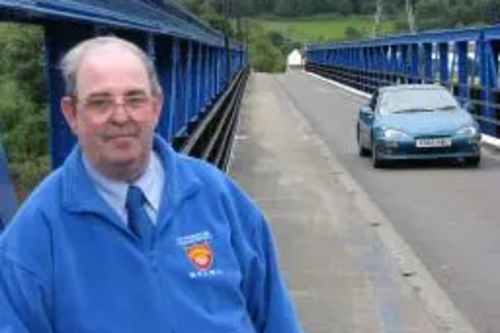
[0,0,249,226]
[0,0,227,46]
[305,25,500,138]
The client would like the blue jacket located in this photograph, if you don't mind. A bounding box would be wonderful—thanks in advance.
[0,137,303,333]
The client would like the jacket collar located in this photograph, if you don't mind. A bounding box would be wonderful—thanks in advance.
[61,135,202,229]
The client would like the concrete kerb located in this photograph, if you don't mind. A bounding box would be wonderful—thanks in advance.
[481,135,500,152]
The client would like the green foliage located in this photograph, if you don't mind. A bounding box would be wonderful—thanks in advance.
[344,26,363,41]
[484,0,500,24]
[0,24,46,106]
[0,23,49,201]
[9,156,50,202]
[177,0,391,73]
[248,26,287,72]
[204,11,236,38]
[412,0,496,32]
[252,15,394,43]
[273,0,296,17]
[178,0,387,18]
[179,0,500,35]
[334,0,354,16]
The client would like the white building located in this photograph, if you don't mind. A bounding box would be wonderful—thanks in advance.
[287,49,304,70]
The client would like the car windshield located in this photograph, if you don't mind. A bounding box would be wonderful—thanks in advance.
[378,88,459,114]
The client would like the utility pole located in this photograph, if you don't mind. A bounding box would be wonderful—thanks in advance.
[373,0,417,36]
[235,2,242,43]
[406,0,417,33]
[373,0,383,38]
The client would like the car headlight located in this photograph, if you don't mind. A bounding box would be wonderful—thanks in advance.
[382,128,411,140]
[456,125,478,137]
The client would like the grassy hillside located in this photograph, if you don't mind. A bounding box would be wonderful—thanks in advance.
[250,15,396,43]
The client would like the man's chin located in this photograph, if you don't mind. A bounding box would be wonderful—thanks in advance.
[108,136,137,149]
[107,154,139,167]
[104,154,146,181]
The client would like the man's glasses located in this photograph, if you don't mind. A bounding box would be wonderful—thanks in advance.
[75,93,152,119]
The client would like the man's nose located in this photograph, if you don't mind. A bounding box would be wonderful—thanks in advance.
[109,101,131,122]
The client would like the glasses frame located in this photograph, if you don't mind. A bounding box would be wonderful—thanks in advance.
[72,92,153,120]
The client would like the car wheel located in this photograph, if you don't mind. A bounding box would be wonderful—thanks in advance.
[371,141,384,168]
[357,125,370,157]
[464,156,480,167]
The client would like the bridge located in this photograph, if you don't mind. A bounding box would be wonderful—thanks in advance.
[2,1,500,332]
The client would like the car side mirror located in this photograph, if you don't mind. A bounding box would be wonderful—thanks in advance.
[360,106,374,117]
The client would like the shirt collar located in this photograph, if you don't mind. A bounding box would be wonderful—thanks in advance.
[82,152,164,214]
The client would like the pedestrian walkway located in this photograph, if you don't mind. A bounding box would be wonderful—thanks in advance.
[228,73,474,333]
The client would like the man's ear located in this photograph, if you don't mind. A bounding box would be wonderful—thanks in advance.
[153,91,164,117]
[61,96,79,135]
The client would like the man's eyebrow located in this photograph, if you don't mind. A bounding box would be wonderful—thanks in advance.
[124,90,148,96]
[82,90,148,99]
[86,92,113,99]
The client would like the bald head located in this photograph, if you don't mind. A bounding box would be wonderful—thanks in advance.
[60,36,161,98]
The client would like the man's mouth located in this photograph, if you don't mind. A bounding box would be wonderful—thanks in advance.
[105,133,137,141]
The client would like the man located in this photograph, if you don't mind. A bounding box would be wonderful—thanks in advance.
[0,36,303,333]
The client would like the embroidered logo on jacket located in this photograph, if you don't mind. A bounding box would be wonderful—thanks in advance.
[186,242,213,271]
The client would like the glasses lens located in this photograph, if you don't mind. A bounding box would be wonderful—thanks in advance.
[86,97,113,116]
[124,95,149,110]
[78,93,151,118]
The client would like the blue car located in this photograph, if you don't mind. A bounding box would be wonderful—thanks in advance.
[357,84,481,168]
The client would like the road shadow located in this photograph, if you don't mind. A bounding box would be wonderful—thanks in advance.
[377,158,482,171]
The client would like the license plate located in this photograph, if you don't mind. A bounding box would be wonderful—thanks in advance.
[415,138,452,148]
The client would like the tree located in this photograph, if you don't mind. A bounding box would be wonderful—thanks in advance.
[273,0,297,16]
[333,0,354,15]
[0,23,49,200]
[247,25,286,72]
[0,24,47,160]
[414,0,487,31]
[484,0,500,24]
[351,0,362,13]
